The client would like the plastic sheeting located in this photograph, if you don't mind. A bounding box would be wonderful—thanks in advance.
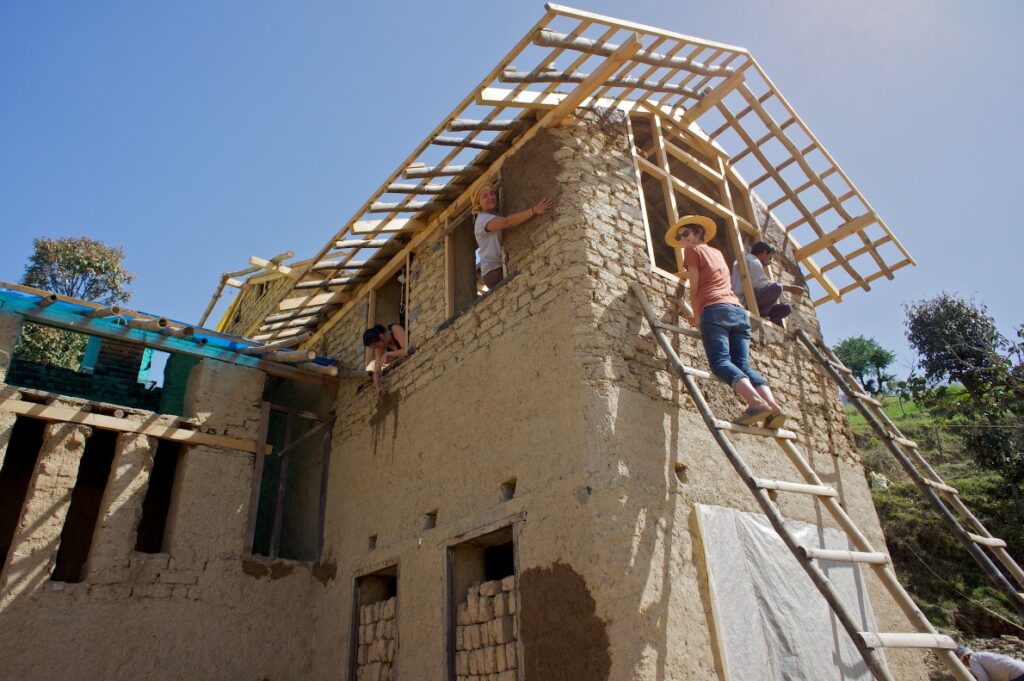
[696,504,880,681]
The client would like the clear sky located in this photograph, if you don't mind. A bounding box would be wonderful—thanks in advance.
[2,1,1021,376]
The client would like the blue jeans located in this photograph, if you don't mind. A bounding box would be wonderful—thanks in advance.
[700,303,767,389]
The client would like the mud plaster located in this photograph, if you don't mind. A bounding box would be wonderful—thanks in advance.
[242,559,297,581]
[369,388,401,458]
[520,561,612,681]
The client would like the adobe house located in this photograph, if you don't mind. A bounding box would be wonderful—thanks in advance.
[3,5,1004,681]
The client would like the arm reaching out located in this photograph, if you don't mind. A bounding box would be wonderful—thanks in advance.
[485,198,553,232]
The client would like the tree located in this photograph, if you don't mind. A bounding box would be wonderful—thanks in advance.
[16,237,134,369]
[904,294,1023,502]
[833,335,896,394]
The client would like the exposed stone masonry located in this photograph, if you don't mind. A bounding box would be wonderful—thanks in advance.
[355,596,397,681]
[455,577,519,681]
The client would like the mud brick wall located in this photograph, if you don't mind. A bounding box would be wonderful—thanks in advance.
[220,277,295,338]
[455,577,518,681]
[355,596,397,681]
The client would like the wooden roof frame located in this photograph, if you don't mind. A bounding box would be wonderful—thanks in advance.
[229,3,913,345]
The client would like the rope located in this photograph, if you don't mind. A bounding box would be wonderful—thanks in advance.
[902,542,1024,634]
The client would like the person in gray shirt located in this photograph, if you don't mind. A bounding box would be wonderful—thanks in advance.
[957,646,1024,681]
[472,184,552,288]
[731,241,805,325]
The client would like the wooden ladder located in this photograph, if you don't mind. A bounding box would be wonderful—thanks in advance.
[630,283,972,681]
[796,328,1024,620]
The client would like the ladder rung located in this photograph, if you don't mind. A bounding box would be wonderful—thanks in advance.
[828,360,854,375]
[922,478,958,495]
[678,365,712,380]
[713,420,797,440]
[653,320,701,340]
[966,532,1007,549]
[886,432,918,448]
[851,391,883,407]
[799,547,889,565]
[754,478,837,497]
[859,632,957,650]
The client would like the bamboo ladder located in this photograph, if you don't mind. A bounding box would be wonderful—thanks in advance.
[630,283,972,681]
[796,329,1024,620]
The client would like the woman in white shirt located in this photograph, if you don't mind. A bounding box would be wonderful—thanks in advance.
[472,184,552,288]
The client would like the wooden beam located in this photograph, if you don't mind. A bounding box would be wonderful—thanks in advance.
[334,238,397,249]
[403,164,484,179]
[249,256,297,278]
[681,68,747,123]
[794,214,877,260]
[543,33,642,128]
[432,136,508,152]
[277,290,351,311]
[534,29,736,78]
[500,69,701,99]
[0,396,261,454]
[367,200,448,213]
[384,184,454,195]
[240,333,313,354]
[447,119,528,132]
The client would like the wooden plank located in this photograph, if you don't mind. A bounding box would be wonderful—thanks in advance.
[351,219,427,235]
[249,256,297,278]
[0,397,260,453]
[277,290,351,311]
[681,68,747,123]
[793,213,876,259]
[0,288,326,384]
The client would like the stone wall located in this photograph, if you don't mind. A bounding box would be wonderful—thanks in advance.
[355,596,397,681]
[455,577,519,681]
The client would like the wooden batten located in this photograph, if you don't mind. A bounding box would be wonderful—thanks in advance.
[448,119,527,132]
[367,201,447,213]
[294,276,366,290]
[350,222,425,237]
[277,290,351,311]
[249,255,297,278]
[128,317,168,331]
[501,69,701,99]
[88,305,122,319]
[794,214,877,260]
[543,33,642,128]
[264,349,318,364]
[334,238,397,249]
[259,316,320,332]
[534,29,735,78]
[34,293,58,311]
[403,164,484,179]
[264,305,339,324]
[384,184,454,195]
[432,136,508,152]
[241,332,313,354]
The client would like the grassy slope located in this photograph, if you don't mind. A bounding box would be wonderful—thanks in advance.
[850,396,1024,635]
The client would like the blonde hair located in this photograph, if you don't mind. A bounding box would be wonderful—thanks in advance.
[471,184,497,214]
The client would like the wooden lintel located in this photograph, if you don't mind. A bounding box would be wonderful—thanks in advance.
[0,396,261,453]
[543,33,642,128]
[794,214,877,260]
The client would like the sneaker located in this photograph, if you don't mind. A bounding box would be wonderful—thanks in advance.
[765,412,789,429]
[734,406,771,426]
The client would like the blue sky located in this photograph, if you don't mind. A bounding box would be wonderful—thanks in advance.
[2,1,1021,376]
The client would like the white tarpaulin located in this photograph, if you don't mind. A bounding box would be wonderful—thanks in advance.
[696,504,880,681]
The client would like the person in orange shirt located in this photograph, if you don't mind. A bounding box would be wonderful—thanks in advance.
[669,216,788,427]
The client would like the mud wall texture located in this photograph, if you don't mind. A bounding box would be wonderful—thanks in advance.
[0,337,327,681]
[311,110,925,681]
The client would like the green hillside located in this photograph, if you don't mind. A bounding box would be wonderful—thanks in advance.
[850,396,1024,635]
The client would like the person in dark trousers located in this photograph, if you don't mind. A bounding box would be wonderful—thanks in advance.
[731,241,805,325]
[669,216,788,428]
[363,323,407,396]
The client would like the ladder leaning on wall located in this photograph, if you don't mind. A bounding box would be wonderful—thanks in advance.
[630,283,973,681]
[796,329,1024,620]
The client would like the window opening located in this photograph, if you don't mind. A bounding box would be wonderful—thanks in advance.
[0,416,46,567]
[52,429,117,583]
[248,403,332,562]
[365,266,408,372]
[350,565,399,681]
[628,112,761,319]
[134,440,182,553]
[447,211,479,317]
[448,525,519,680]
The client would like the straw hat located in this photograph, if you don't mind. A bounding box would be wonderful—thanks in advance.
[664,215,717,248]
